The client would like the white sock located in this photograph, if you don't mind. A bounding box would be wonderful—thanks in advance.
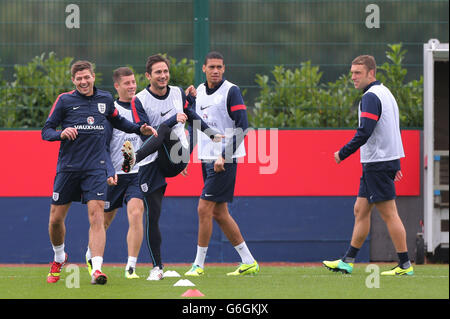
[126,256,137,270]
[91,256,103,273]
[194,245,208,268]
[52,243,66,263]
[86,246,91,261]
[234,241,255,265]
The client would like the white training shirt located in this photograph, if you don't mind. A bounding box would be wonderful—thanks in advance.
[360,84,405,163]
[109,100,141,174]
[195,80,246,160]
[134,85,188,167]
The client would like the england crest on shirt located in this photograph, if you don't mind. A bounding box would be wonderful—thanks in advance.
[98,103,106,114]
[141,183,148,193]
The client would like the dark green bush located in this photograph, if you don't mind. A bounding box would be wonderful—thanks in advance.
[0,53,195,128]
[0,53,74,128]
[250,43,423,128]
[0,46,422,129]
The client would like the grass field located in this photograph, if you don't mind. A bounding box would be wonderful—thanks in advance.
[1,263,448,300]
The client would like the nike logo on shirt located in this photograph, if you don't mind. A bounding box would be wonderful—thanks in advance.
[200,105,213,111]
[160,110,171,117]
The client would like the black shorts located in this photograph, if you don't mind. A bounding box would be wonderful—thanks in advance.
[201,160,238,203]
[52,170,107,205]
[104,173,143,212]
[358,169,397,203]
[157,139,189,178]
[138,161,167,195]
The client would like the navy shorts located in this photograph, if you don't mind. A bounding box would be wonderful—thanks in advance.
[52,170,107,205]
[201,160,237,203]
[138,161,167,195]
[157,141,189,178]
[104,173,143,212]
[358,169,397,203]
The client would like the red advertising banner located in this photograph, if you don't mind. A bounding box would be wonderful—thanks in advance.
[0,129,420,197]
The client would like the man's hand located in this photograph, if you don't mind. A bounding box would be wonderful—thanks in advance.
[61,127,78,140]
[185,85,197,97]
[140,123,158,136]
[212,134,225,143]
[394,170,403,182]
[334,151,342,164]
[107,174,118,186]
[214,156,225,173]
[177,113,188,124]
[181,166,189,177]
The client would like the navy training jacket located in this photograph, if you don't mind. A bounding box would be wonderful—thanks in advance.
[42,87,141,173]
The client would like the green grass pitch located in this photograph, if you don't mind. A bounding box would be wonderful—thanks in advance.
[0,263,448,300]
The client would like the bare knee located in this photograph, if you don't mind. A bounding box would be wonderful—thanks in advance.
[353,204,364,219]
[88,201,105,228]
[212,211,225,224]
[198,200,214,221]
[353,198,372,220]
[375,200,400,223]
[49,204,69,225]
[128,208,142,221]
[127,205,144,227]
[104,212,115,229]
[212,203,229,224]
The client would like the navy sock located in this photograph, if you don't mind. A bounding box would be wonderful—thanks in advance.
[342,245,359,263]
[397,252,411,269]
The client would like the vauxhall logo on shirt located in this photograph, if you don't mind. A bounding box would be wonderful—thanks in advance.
[73,116,104,130]
[87,116,95,125]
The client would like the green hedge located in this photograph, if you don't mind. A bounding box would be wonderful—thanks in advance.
[0,44,422,129]
[249,43,423,128]
[0,53,194,128]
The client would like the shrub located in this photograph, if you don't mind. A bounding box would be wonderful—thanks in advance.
[0,53,75,128]
[0,53,195,128]
[250,43,423,128]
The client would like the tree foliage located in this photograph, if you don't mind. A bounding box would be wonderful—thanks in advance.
[0,45,423,129]
[250,43,423,128]
[0,53,195,128]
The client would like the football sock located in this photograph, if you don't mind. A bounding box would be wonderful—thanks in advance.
[397,252,411,269]
[234,241,255,265]
[126,256,137,270]
[342,245,359,263]
[52,243,66,263]
[193,245,208,268]
[91,256,103,273]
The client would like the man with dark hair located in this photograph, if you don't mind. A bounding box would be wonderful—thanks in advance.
[125,54,219,281]
[146,54,170,75]
[70,60,94,78]
[112,66,134,84]
[323,55,413,276]
[85,67,145,279]
[42,60,156,285]
[184,51,259,277]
